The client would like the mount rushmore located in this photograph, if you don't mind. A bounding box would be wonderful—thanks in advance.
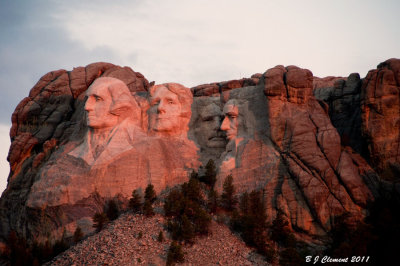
[1,59,399,246]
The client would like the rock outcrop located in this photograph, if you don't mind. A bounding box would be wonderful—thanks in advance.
[2,59,400,248]
[361,59,400,179]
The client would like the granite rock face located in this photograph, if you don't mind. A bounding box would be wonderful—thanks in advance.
[1,59,399,246]
[361,59,400,179]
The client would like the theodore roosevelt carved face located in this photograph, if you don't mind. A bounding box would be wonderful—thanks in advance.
[84,77,140,130]
[148,83,193,136]
[196,99,226,148]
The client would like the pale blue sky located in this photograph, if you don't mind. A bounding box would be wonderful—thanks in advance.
[0,0,399,194]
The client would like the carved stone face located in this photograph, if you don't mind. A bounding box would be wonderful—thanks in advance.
[149,86,182,133]
[197,102,226,148]
[220,103,239,140]
[85,82,118,129]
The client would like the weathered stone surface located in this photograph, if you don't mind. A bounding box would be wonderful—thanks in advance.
[2,59,399,250]
[361,58,400,179]
[190,75,261,97]
[1,63,150,243]
[313,73,368,157]
[215,65,378,235]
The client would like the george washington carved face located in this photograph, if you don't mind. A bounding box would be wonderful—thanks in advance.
[84,77,140,130]
[148,83,192,136]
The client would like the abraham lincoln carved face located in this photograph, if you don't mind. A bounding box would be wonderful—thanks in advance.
[221,100,239,140]
[148,83,193,136]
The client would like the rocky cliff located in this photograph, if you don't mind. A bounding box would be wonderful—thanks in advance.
[1,59,400,247]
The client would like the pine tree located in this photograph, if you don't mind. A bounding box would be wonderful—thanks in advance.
[167,241,184,265]
[143,184,156,216]
[73,226,84,243]
[239,191,250,216]
[231,190,268,257]
[203,159,217,188]
[221,175,237,211]
[52,229,69,256]
[93,212,108,232]
[164,188,184,217]
[182,176,202,204]
[190,170,199,180]
[129,189,142,213]
[106,199,119,221]
[144,184,156,203]
[207,189,219,213]
[143,200,155,216]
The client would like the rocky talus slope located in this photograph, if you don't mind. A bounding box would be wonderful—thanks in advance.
[47,213,267,266]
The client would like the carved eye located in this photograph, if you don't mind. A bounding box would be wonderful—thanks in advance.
[94,96,102,102]
[166,98,175,104]
[203,116,213,122]
[151,99,160,106]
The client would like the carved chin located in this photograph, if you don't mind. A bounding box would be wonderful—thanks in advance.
[151,121,180,133]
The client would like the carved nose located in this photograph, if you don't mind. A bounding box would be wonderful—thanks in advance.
[84,99,94,111]
[213,117,221,130]
[220,117,229,131]
[157,102,166,113]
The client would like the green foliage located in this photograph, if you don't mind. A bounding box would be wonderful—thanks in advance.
[73,226,84,243]
[221,175,237,211]
[181,177,203,205]
[231,190,273,260]
[270,211,293,246]
[207,189,219,214]
[5,231,71,265]
[164,188,184,217]
[143,200,155,216]
[180,215,196,243]
[129,189,142,213]
[202,159,217,188]
[105,199,120,221]
[164,177,211,244]
[190,170,199,180]
[239,191,249,215]
[93,212,109,232]
[143,184,157,216]
[166,241,184,265]
[144,184,157,203]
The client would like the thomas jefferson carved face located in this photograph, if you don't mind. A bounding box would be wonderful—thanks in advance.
[149,86,181,133]
[148,83,192,136]
[220,101,239,140]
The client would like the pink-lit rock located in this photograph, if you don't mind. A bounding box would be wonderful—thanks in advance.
[1,60,392,246]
